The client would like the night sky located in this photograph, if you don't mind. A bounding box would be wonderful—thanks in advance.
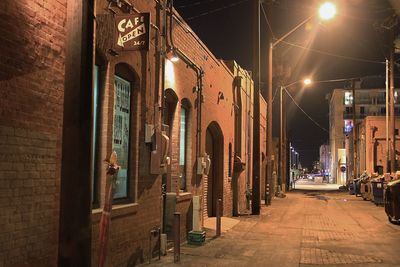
[173,0,397,168]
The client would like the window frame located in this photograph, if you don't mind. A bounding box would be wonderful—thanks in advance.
[179,104,189,191]
[91,64,101,207]
[112,74,132,201]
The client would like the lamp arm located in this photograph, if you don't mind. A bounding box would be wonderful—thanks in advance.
[272,14,314,48]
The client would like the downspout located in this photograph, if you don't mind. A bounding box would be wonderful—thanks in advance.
[166,0,204,194]
[160,0,167,237]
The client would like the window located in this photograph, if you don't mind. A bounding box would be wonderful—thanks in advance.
[179,106,188,191]
[113,75,131,199]
[344,92,353,105]
[344,119,353,134]
[381,107,386,115]
[345,107,353,114]
[91,65,100,204]
[360,106,365,114]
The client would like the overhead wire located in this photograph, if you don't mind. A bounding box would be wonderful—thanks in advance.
[175,0,217,9]
[283,87,329,133]
[278,39,385,65]
[185,0,249,21]
[261,3,275,40]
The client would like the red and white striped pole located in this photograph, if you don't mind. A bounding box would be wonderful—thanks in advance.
[98,152,119,267]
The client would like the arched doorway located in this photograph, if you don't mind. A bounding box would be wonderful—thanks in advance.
[206,122,224,217]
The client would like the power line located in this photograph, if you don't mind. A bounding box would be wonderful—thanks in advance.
[279,39,385,65]
[185,0,249,21]
[261,4,275,40]
[283,87,329,133]
[176,0,217,9]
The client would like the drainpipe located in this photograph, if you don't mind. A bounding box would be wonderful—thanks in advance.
[166,0,204,192]
[166,0,204,232]
[159,0,167,244]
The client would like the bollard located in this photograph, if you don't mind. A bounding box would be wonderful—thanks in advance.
[266,183,270,206]
[174,212,181,263]
[216,199,222,237]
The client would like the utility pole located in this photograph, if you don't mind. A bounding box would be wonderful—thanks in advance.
[352,79,357,181]
[58,0,94,265]
[252,0,261,214]
[266,42,273,205]
[390,30,396,173]
[386,59,390,173]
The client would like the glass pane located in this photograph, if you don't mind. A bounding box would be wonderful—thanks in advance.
[91,65,99,203]
[179,107,186,190]
[113,76,131,199]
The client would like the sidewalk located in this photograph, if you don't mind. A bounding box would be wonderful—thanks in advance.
[145,190,400,267]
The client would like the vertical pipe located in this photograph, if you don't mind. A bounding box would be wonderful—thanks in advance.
[216,198,222,237]
[173,212,180,263]
[158,228,161,260]
[252,0,261,214]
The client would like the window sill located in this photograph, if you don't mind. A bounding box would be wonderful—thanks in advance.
[177,192,192,203]
[92,203,139,223]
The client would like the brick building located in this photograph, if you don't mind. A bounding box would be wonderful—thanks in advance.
[328,80,400,184]
[356,116,400,175]
[0,0,266,266]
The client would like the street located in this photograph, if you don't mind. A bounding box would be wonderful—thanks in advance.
[148,184,400,267]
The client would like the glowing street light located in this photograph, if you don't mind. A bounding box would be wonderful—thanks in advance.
[319,2,337,21]
[266,2,336,198]
[303,78,312,86]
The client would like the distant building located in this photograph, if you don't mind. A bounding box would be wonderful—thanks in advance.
[319,143,331,179]
[356,116,400,176]
[328,78,400,184]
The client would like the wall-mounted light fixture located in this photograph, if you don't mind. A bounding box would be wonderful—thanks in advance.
[166,47,179,62]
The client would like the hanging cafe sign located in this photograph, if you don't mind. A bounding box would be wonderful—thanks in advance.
[114,13,150,51]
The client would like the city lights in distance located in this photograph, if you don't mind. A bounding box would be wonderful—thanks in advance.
[319,2,336,21]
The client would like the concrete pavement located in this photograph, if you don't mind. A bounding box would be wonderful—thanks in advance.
[144,189,400,267]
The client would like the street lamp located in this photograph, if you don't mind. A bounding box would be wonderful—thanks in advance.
[278,79,312,193]
[319,2,337,21]
[266,2,336,199]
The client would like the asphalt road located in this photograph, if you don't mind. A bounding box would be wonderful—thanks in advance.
[146,188,400,267]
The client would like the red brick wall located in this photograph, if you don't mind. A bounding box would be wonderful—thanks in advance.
[0,0,259,265]
[0,0,66,265]
[92,0,164,265]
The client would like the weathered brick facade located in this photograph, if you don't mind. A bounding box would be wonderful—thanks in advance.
[0,0,66,265]
[0,0,267,266]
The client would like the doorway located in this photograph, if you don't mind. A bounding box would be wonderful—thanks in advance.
[206,122,224,217]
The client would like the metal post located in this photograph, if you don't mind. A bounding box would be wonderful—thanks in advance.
[216,199,222,237]
[173,212,180,263]
[252,0,261,214]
